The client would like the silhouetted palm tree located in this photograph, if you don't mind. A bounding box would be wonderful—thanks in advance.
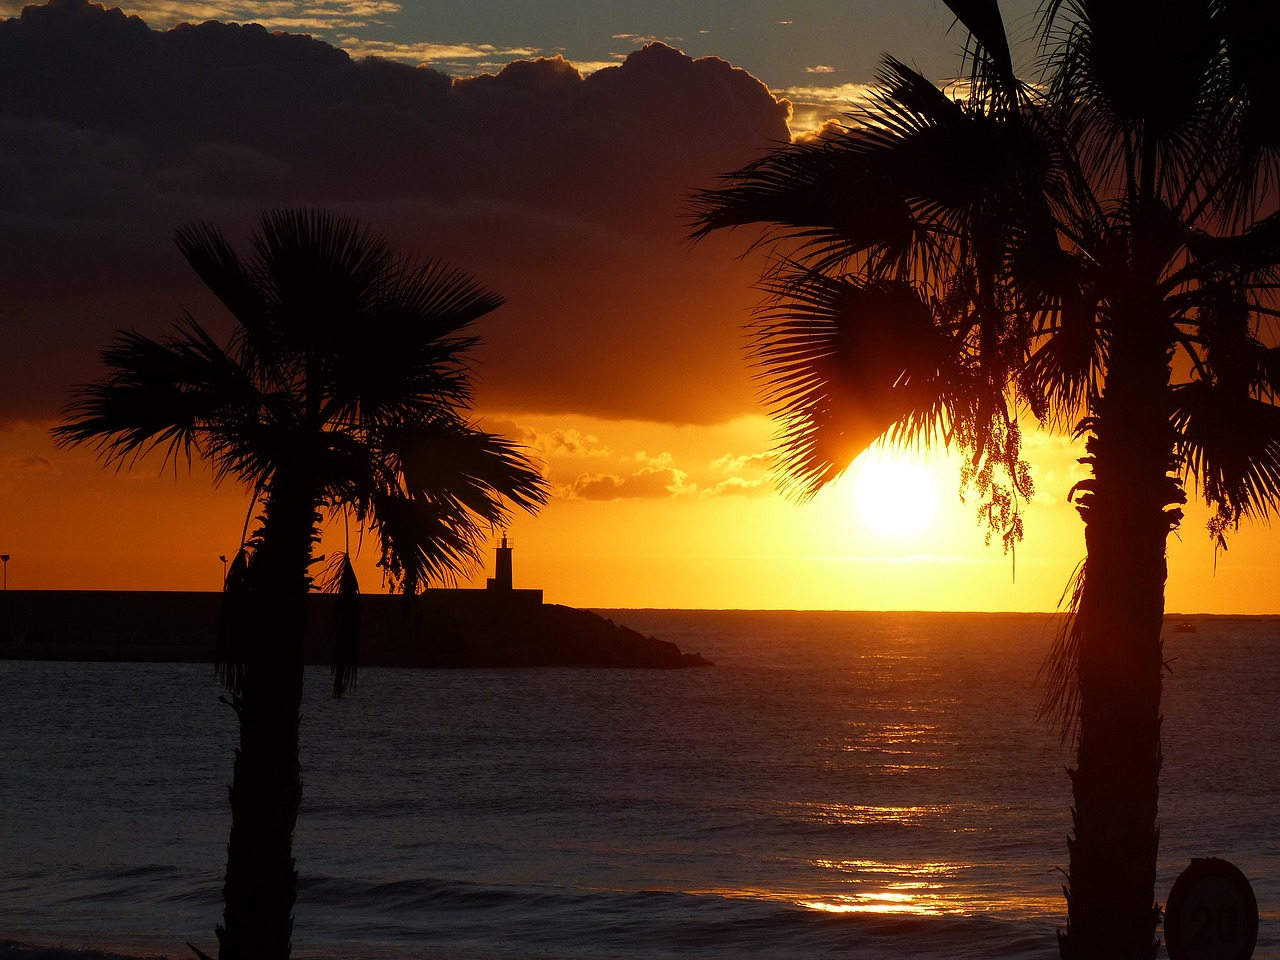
[54,208,548,960]
[691,2,1280,957]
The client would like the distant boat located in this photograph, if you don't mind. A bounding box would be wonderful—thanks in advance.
[1173,621,1197,634]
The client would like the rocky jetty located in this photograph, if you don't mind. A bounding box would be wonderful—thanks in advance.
[369,600,711,668]
[0,590,712,669]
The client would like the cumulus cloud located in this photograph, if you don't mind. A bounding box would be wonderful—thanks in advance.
[536,428,611,458]
[0,1,791,424]
[705,475,770,497]
[775,80,877,137]
[336,38,540,65]
[704,450,773,497]
[482,418,612,459]
[612,32,667,45]
[0,1,405,30]
[564,462,692,501]
[562,452,697,500]
[1,453,55,481]
[555,447,775,501]
[804,64,836,74]
[477,416,776,501]
[708,451,772,474]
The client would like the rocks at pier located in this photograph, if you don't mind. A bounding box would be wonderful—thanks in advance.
[382,601,711,669]
[0,590,713,669]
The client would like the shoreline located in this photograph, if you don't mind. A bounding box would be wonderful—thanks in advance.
[0,942,169,960]
[0,940,569,960]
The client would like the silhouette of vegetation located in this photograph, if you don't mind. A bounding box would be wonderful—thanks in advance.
[691,2,1280,957]
[53,208,548,960]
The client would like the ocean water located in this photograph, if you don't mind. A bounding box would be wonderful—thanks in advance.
[0,610,1276,960]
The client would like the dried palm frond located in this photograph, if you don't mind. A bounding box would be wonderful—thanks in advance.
[1038,558,1087,743]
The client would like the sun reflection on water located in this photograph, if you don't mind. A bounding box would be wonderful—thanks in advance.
[787,800,982,830]
[800,860,964,915]
[799,893,937,915]
[818,714,961,774]
[791,801,938,825]
[793,857,1063,919]
[685,852,1062,922]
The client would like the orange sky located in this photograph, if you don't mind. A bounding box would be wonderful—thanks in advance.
[1,2,1277,613]
[4,413,1276,613]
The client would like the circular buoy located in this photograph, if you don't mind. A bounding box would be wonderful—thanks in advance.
[1165,858,1259,960]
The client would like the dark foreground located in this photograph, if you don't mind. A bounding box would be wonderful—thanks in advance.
[0,944,165,960]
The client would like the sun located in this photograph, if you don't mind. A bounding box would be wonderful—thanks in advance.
[848,450,940,538]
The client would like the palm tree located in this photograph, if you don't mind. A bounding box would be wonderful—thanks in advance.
[690,2,1280,957]
[54,208,548,960]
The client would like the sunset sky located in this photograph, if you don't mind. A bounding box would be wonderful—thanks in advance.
[1,0,1276,612]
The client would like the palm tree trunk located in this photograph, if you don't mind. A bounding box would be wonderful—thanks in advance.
[1059,325,1183,960]
[217,480,317,960]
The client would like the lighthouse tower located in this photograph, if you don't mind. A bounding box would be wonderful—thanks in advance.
[486,535,514,591]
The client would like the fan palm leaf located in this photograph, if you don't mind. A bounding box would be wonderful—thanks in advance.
[748,267,971,497]
[1174,381,1280,529]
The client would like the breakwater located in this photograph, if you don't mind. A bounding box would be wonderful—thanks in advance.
[0,590,711,668]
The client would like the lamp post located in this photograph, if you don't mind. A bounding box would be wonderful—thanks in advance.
[0,555,9,591]
[218,554,228,587]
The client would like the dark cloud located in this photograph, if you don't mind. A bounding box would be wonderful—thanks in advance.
[0,0,790,424]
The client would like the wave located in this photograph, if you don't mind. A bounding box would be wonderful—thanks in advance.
[292,873,1056,960]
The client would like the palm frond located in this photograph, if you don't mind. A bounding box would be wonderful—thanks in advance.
[688,132,922,276]
[248,208,395,369]
[1184,209,1280,279]
[1046,2,1217,141]
[1172,379,1280,534]
[393,420,550,519]
[1201,0,1280,222]
[386,259,505,336]
[174,219,286,388]
[339,416,550,594]
[216,548,253,696]
[1038,557,1088,743]
[318,552,361,699]
[692,54,1062,295]
[748,267,967,498]
[323,259,497,426]
[174,221,263,331]
[946,0,1019,106]
[1017,239,1105,424]
[52,318,245,470]
[253,207,392,304]
[370,491,491,594]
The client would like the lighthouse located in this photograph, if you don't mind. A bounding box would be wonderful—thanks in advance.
[486,535,514,591]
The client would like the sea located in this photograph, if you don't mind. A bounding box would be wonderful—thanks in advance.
[1,610,1276,960]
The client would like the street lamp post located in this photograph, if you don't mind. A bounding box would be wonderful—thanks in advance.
[0,555,9,591]
[219,554,228,587]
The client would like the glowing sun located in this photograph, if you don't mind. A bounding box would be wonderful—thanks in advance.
[848,451,940,538]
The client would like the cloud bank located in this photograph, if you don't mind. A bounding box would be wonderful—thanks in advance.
[0,0,792,424]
